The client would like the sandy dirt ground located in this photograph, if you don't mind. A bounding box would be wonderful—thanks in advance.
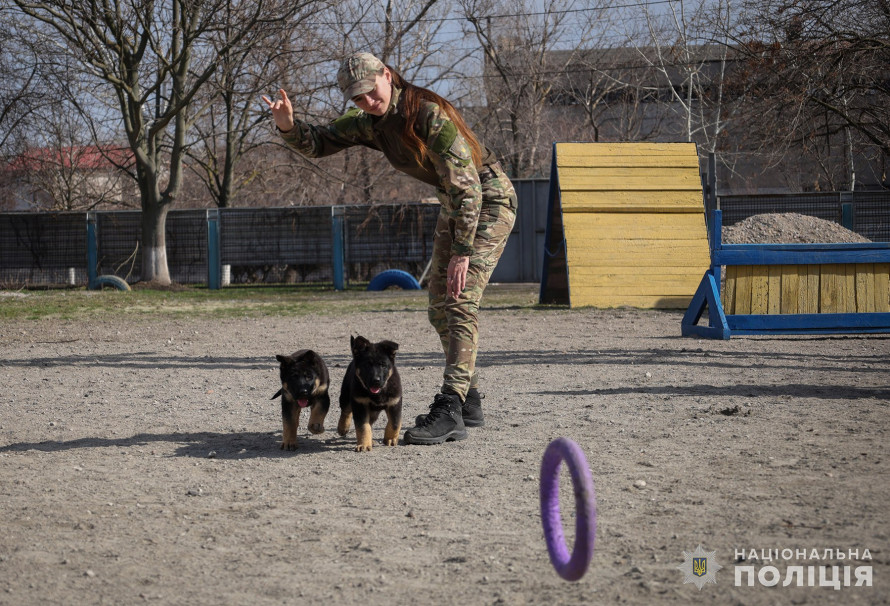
[0,285,887,605]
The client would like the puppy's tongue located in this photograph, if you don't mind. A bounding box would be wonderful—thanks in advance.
[297,398,309,408]
[370,387,382,394]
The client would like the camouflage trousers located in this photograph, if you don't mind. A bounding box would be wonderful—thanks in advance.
[428,166,517,400]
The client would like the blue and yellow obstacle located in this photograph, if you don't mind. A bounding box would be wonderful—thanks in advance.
[682,209,890,339]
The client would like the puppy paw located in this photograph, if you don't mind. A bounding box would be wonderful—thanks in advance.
[354,444,372,452]
[308,423,325,435]
[384,437,398,447]
[281,441,298,451]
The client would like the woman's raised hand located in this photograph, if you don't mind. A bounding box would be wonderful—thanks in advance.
[262,88,295,133]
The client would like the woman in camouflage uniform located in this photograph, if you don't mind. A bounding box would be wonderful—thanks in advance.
[263,52,517,445]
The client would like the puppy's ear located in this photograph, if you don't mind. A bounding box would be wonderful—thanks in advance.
[351,335,370,356]
[379,340,399,359]
[276,354,290,365]
[271,388,283,400]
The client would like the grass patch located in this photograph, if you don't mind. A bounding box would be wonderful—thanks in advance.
[0,283,541,321]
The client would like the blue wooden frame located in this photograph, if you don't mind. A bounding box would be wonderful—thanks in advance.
[681,209,890,339]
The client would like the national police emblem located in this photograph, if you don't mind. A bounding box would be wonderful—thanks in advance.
[678,545,722,589]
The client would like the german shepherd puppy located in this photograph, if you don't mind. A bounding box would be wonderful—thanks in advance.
[337,336,402,452]
[271,349,330,450]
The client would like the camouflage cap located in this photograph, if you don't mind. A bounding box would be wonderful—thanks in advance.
[337,52,386,102]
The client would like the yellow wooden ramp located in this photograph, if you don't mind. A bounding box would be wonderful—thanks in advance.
[539,142,711,308]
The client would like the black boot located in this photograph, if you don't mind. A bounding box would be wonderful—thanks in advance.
[414,388,485,428]
[461,388,485,427]
[404,393,468,445]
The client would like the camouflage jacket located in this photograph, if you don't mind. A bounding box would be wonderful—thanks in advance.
[278,86,498,256]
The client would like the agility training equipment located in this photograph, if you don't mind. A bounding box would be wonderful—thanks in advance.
[539,142,710,308]
[367,269,422,291]
[91,275,131,291]
[540,437,597,581]
[682,209,890,338]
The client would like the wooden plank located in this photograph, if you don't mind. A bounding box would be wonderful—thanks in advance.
[559,166,701,180]
[564,222,710,243]
[560,280,700,296]
[569,226,710,241]
[797,265,811,314]
[751,265,769,314]
[562,215,707,239]
[558,170,702,192]
[820,264,840,313]
[768,265,782,314]
[554,273,703,292]
[728,312,890,332]
[568,265,709,276]
[855,264,874,313]
[714,245,890,266]
[806,265,821,313]
[556,142,698,158]
[831,264,844,313]
[565,246,711,266]
[841,263,856,313]
[735,265,753,314]
[875,263,890,312]
[560,190,704,212]
[780,265,799,314]
[723,266,737,315]
[556,155,701,169]
[566,289,694,309]
[562,211,707,233]
[562,233,711,251]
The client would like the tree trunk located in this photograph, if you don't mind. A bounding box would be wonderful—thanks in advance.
[141,202,171,285]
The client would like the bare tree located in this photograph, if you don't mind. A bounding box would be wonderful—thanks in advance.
[729,0,890,190]
[183,2,329,209]
[561,44,669,143]
[619,0,744,152]
[9,0,318,284]
[460,0,604,178]
[0,3,51,153]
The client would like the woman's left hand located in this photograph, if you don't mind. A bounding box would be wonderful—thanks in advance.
[447,255,470,298]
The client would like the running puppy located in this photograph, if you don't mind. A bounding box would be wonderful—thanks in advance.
[337,335,402,452]
[272,349,330,450]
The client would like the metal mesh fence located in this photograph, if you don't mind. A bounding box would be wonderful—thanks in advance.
[95,210,208,284]
[343,203,440,281]
[219,207,333,284]
[1,189,886,288]
[0,212,87,285]
[95,211,139,281]
[854,196,890,243]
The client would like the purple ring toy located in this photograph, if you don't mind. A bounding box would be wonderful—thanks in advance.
[539,437,597,581]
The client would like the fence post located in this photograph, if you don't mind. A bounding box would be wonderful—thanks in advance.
[86,212,98,289]
[708,152,717,207]
[206,209,221,290]
[841,200,854,232]
[703,152,717,234]
[331,206,346,290]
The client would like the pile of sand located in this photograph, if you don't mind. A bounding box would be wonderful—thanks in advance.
[722,212,872,244]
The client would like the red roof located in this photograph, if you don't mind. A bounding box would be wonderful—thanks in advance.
[5,144,134,172]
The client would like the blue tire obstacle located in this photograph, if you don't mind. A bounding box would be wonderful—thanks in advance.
[366,269,421,291]
[540,437,597,581]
